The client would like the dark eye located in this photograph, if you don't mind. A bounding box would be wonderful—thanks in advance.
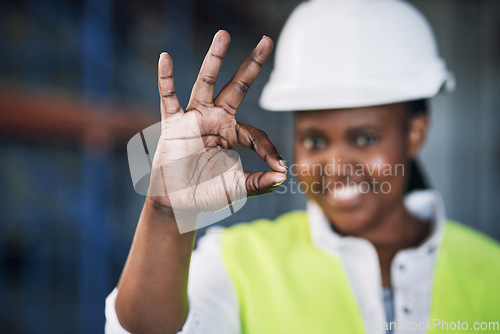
[355,134,379,147]
[303,137,327,151]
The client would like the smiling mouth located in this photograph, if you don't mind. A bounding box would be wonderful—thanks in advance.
[323,181,368,208]
[334,183,362,200]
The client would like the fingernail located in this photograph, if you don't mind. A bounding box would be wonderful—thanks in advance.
[273,174,287,187]
[279,159,288,170]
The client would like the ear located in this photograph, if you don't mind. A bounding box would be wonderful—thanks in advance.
[407,113,429,158]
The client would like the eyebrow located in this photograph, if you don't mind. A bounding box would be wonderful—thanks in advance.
[346,125,382,135]
[295,128,325,136]
[296,125,382,136]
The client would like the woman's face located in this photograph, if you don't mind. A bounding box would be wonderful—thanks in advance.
[294,103,427,236]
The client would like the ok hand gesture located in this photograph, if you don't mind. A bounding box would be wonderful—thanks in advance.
[149,31,287,229]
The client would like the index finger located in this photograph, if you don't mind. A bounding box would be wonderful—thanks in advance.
[236,122,288,173]
[214,36,273,114]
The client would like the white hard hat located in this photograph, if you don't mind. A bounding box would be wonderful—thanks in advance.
[259,0,455,111]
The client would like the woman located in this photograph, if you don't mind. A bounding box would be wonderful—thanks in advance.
[106,0,500,333]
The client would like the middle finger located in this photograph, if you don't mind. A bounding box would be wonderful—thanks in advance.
[214,36,273,114]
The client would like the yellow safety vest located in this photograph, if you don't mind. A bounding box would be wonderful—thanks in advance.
[221,210,500,333]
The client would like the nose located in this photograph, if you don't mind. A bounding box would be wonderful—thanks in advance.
[320,142,359,178]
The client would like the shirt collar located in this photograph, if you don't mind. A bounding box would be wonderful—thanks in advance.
[307,190,446,256]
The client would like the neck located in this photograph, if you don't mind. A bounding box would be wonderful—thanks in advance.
[355,200,430,287]
[357,200,429,250]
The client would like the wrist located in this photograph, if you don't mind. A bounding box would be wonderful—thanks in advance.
[145,196,176,218]
[143,197,199,234]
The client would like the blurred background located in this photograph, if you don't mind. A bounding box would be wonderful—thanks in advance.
[0,0,499,333]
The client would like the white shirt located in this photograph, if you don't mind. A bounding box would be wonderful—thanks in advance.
[105,190,445,334]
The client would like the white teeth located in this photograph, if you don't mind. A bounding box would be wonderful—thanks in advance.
[334,184,361,200]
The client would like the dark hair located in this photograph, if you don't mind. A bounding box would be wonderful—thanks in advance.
[407,99,428,117]
[406,99,430,193]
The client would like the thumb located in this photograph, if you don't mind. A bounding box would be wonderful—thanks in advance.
[244,171,287,197]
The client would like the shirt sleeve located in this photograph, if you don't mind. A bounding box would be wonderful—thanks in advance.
[104,288,131,334]
[104,226,240,334]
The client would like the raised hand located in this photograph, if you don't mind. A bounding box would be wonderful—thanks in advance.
[149,30,287,231]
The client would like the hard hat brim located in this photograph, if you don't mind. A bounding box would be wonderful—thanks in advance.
[259,70,455,112]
